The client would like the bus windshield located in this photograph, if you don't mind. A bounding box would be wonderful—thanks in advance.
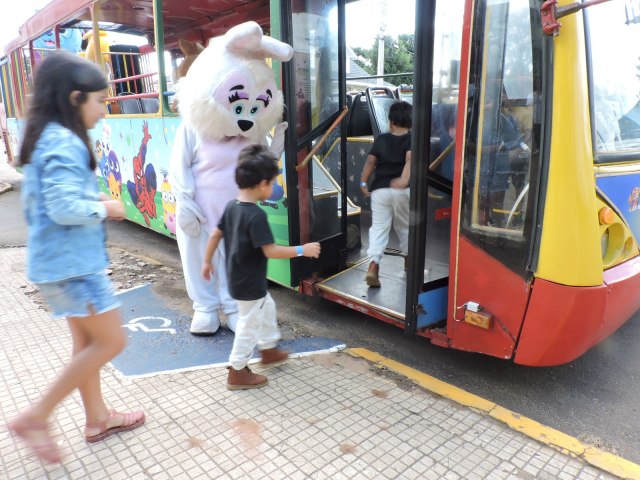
[590,1,640,155]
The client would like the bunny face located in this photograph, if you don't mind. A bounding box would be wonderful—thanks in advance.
[177,22,293,143]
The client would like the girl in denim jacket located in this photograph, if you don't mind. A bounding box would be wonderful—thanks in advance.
[8,51,145,463]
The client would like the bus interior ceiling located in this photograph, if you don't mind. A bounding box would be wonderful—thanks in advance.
[51,0,272,113]
[54,0,271,54]
[161,0,271,48]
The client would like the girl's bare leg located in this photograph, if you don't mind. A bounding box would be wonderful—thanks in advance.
[9,308,126,460]
[23,308,126,421]
[68,314,110,426]
[68,310,138,436]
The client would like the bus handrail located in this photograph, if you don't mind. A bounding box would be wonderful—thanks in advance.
[296,107,349,172]
[109,72,157,84]
[106,92,158,102]
[429,140,455,172]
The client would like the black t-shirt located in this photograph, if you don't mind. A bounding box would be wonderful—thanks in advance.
[218,200,274,301]
[368,132,411,191]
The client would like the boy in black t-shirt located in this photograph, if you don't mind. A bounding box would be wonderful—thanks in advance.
[202,145,321,390]
[360,100,412,287]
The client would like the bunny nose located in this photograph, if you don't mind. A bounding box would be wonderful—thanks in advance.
[238,120,254,132]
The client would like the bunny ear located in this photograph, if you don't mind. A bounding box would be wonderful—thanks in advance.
[257,36,294,61]
[224,21,263,52]
[224,21,293,62]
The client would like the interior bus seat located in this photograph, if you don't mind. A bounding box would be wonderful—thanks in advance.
[140,97,160,114]
[395,84,414,104]
[117,92,143,114]
[346,92,373,137]
[365,87,397,137]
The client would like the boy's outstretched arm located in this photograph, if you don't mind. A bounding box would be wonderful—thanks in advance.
[261,242,321,259]
[202,227,224,280]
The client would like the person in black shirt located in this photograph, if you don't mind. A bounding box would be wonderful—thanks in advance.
[360,101,412,287]
[202,145,321,390]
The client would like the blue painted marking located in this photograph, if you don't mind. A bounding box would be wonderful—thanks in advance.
[111,284,345,377]
[417,286,448,328]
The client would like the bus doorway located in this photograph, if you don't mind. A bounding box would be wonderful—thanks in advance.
[280,0,461,330]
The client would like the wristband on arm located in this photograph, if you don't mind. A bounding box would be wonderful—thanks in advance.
[296,245,304,257]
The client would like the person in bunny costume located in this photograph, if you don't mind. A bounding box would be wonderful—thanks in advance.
[170,22,293,335]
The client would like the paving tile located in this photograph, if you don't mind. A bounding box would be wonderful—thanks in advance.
[0,247,624,480]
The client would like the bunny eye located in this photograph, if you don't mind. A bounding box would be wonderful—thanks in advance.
[235,105,243,115]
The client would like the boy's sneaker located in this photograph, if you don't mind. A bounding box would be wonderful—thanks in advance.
[260,348,289,367]
[227,366,268,390]
[365,261,381,287]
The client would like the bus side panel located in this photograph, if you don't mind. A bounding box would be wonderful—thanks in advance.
[91,115,294,288]
[449,238,530,360]
[516,256,640,366]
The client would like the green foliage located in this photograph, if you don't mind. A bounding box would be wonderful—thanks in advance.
[353,34,414,86]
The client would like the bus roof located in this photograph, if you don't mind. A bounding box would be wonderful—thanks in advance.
[4,0,270,54]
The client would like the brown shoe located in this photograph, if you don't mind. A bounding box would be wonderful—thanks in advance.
[365,261,381,287]
[260,348,289,367]
[227,366,268,390]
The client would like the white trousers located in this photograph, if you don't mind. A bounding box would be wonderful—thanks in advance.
[176,226,237,316]
[367,187,410,264]
[229,293,280,370]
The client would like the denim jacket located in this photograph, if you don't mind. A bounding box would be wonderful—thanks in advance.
[21,122,109,283]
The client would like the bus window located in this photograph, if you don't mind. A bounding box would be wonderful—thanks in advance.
[589,1,640,155]
[33,28,83,64]
[430,0,464,182]
[464,0,538,234]
[165,39,205,112]
[461,0,543,275]
[292,0,340,139]
[70,2,161,116]
[291,0,342,243]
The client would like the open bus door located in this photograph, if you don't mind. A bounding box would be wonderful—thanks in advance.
[280,0,456,332]
[447,0,544,359]
[307,0,455,334]
[279,0,352,286]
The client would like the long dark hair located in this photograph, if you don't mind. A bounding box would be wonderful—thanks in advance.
[18,50,108,169]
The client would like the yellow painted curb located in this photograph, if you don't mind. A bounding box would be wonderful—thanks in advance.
[347,348,640,480]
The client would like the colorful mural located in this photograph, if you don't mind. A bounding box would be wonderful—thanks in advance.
[7,115,292,287]
[596,173,640,243]
[92,117,291,285]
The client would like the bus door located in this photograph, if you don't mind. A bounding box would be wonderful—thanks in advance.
[448,0,544,359]
[280,0,351,286]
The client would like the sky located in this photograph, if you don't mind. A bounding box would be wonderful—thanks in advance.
[345,0,416,48]
[0,0,53,55]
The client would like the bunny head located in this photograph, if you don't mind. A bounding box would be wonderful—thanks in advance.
[177,22,294,143]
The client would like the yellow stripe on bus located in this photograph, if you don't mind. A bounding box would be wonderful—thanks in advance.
[536,5,602,286]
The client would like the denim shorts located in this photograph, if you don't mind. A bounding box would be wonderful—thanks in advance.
[37,272,121,319]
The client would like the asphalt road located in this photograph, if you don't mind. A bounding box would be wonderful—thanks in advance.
[1,181,638,465]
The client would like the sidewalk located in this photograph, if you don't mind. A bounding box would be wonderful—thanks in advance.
[0,154,21,193]
[0,247,633,480]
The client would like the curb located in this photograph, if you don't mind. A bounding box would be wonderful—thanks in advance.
[347,347,640,480]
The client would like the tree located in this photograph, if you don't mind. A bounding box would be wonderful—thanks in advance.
[353,34,414,86]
